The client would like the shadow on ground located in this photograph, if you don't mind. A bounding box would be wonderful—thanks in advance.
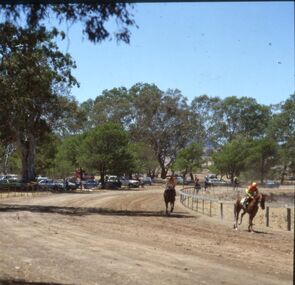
[0,204,195,218]
[0,279,72,285]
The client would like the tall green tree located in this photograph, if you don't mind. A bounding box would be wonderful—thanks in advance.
[191,95,271,146]
[129,142,158,177]
[130,83,199,178]
[211,137,249,182]
[91,87,133,127]
[54,134,84,178]
[78,123,135,185]
[267,94,295,181]
[0,3,137,180]
[79,99,96,131]
[190,94,220,146]
[246,138,278,183]
[35,133,60,177]
[0,23,78,182]
[172,143,203,179]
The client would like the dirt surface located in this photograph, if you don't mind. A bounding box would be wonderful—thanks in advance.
[0,186,293,285]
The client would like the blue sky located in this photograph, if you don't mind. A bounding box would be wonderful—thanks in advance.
[58,2,294,106]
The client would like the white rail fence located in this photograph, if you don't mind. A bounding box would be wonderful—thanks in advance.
[179,187,294,232]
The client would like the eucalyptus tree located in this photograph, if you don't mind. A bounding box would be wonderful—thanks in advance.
[90,87,133,128]
[0,23,78,182]
[130,83,199,178]
[1,3,136,44]
[79,99,96,131]
[57,98,88,136]
[0,143,16,174]
[267,94,295,181]
[191,95,271,146]
[190,94,220,146]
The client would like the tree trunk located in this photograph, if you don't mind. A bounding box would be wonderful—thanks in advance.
[18,135,36,183]
[280,164,287,184]
[160,167,168,179]
[3,144,15,174]
[260,159,265,184]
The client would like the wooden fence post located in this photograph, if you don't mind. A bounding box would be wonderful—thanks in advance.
[209,200,212,217]
[196,199,198,212]
[287,208,291,231]
[220,203,223,220]
[202,199,204,214]
[266,207,269,227]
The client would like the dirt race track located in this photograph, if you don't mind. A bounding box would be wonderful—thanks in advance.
[0,186,293,285]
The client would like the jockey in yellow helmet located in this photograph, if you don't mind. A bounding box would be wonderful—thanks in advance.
[242,182,259,208]
[246,182,258,198]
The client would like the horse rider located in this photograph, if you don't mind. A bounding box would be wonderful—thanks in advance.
[242,182,259,208]
[165,176,176,196]
[233,176,239,190]
[194,175,201,192]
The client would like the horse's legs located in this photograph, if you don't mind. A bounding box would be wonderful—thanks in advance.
[165,201,169,215]
[234,204,242,229]
[239,210,246,225]
[248,216,254,232]
[170,202,174,213]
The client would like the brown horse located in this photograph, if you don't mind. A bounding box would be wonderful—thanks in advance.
[164,187,176,215]
[233,193,266,232]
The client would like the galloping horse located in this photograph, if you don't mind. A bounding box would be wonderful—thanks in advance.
[233,193,266,232]
[164,187,176,215]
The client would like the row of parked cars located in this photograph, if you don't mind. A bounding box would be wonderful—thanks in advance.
[35,175,153,190]
[0,175,23,189]
[104,175,152,189]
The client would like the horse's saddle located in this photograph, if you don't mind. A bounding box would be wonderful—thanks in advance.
[166,186,175,191]
[165,186,176,195]
[240,197,248,209]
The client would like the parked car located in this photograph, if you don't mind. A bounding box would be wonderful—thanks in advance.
[64,180,78,190]
[207,178,227,186]
[120,177,140,188]
[207,174,218,180]
[35,176,49,182]
[83,179,100,189]
[0,178,25,189]
[142,176,152,185]
[38,179,64,190]
[184,177,194,185]
[263,180,280,188]
[105,175,122,189]
[176,176,184,185]
[0,174,20,181]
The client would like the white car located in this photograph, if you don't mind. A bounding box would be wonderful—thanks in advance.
[207,178,227,186]
[120,177,140,188]
[38,179,64,190]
